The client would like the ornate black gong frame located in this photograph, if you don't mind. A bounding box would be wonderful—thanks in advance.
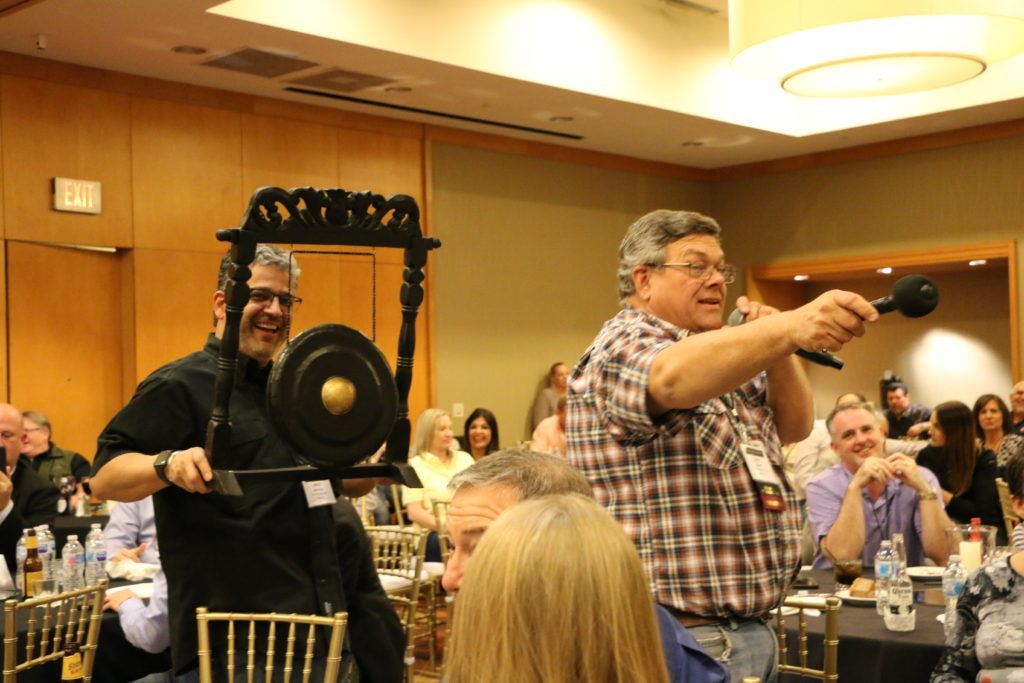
[207,186,438,495]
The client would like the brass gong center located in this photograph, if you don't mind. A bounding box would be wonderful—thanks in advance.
[322,376,357,415]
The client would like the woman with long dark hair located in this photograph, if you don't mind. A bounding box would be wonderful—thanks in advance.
[973,393,1024,468]
[459,407,499,460]
[917,401,1003,542]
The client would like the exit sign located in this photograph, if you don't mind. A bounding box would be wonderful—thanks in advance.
[52,177,102,214]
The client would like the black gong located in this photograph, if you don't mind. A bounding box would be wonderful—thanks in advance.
[267,323,398,468]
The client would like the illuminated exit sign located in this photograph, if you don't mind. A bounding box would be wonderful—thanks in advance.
[52,177,102,214]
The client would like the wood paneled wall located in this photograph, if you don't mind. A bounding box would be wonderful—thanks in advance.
[0,61,432,459]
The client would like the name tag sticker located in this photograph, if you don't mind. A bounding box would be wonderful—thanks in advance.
[302,480,336,508]
[740,440,786,511]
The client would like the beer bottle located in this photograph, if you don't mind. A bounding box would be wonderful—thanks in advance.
[60,639,84,681]
[22,528,43,598]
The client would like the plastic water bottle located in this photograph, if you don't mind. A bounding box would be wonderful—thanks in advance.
[884,568,916,632]
[60,535,85,591]
[84,524,106,586]
[15,529,28,593]
[942,554,967,638]
[874,540,895,616]
[35,525,55,581]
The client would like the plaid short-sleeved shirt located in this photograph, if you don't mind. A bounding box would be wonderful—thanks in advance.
[566,308,802,619]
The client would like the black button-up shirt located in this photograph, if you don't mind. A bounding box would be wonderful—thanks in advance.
[94,335,345,674]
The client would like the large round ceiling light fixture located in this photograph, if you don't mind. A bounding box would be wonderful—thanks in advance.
[729,1,1024,97]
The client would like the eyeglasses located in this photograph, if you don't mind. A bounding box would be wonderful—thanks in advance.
[249,288,302,312]
[656,261,736,284]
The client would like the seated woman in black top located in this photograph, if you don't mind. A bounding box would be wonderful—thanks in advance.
[917,401,1004,544]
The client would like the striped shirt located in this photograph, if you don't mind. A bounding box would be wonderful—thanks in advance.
[566,308,802,619]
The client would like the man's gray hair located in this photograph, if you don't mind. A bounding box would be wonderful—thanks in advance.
[22,411,51,433]
[617,209,721,305]
[448,448,593,501]
[216,244,301,293]
[825,401,883,437]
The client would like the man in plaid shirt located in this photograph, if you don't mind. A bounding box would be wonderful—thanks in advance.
[567,209,878,682]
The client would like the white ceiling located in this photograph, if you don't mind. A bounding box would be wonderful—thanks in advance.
[3,0,1024,169]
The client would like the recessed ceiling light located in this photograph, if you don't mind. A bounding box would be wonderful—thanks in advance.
[549,115,574,123]
[680,141,705,147]
[793,274,809,281]
[171,45,207,55]
[969,259,987,267]
[876,267,893,275]
[384,86,412,93]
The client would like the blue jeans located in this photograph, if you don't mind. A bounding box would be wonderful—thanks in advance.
[688,619,778,683]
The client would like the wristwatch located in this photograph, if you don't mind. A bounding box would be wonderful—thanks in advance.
[153,450,177,485]
[918,487,938,501]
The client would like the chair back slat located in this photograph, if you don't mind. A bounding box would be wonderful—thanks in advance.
[195,609,348,683]
[996,477,1019,540]
[2,580,107,683]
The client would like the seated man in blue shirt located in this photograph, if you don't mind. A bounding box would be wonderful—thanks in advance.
[806,401,950,568]
[442,449,727,683]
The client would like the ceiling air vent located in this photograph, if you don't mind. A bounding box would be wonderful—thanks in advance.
[288,68,397,93]
[201,48,319,78]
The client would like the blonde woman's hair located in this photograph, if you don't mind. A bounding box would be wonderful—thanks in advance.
[411,408,452,457]
[446,494,670,683]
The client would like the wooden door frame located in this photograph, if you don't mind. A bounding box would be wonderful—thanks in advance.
[745,240,1019,381]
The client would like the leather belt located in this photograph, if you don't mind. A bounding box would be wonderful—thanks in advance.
[661,605,767,628]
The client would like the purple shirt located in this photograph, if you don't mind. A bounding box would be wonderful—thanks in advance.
[805,462,943,569]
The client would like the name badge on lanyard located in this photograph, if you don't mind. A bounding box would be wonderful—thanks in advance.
[740,440,786,511]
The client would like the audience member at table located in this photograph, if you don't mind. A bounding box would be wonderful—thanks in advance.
[806,401,949,569]
[95,568,172,680]
[443,449,726,683]
[458,407,500,460]
[21,410,91,486]
[1011,382,1024,435]
[402,408,474,562]
[974,394,1024,470]
[447,492,713,683]
[530,361,569,431]
[917,401,1004,543]
[931,454,1024,682]
[884,381,932,439]
[0,402,60,573]
[531,396,567,455]
[105,495,161,565]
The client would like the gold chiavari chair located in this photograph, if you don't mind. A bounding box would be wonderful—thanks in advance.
[414,500,452,671]
[996,477,1019,541]
[3,579,107,683]
[774,594,842,682]
[365,526,427,683]
[195,608,348,683]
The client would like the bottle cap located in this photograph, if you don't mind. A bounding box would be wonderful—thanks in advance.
[67,535,78,541]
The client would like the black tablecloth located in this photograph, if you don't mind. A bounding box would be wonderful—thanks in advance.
[781,569,947,681]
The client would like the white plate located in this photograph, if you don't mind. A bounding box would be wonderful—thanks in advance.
[835,589,876,606]
[907,566,944,581]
